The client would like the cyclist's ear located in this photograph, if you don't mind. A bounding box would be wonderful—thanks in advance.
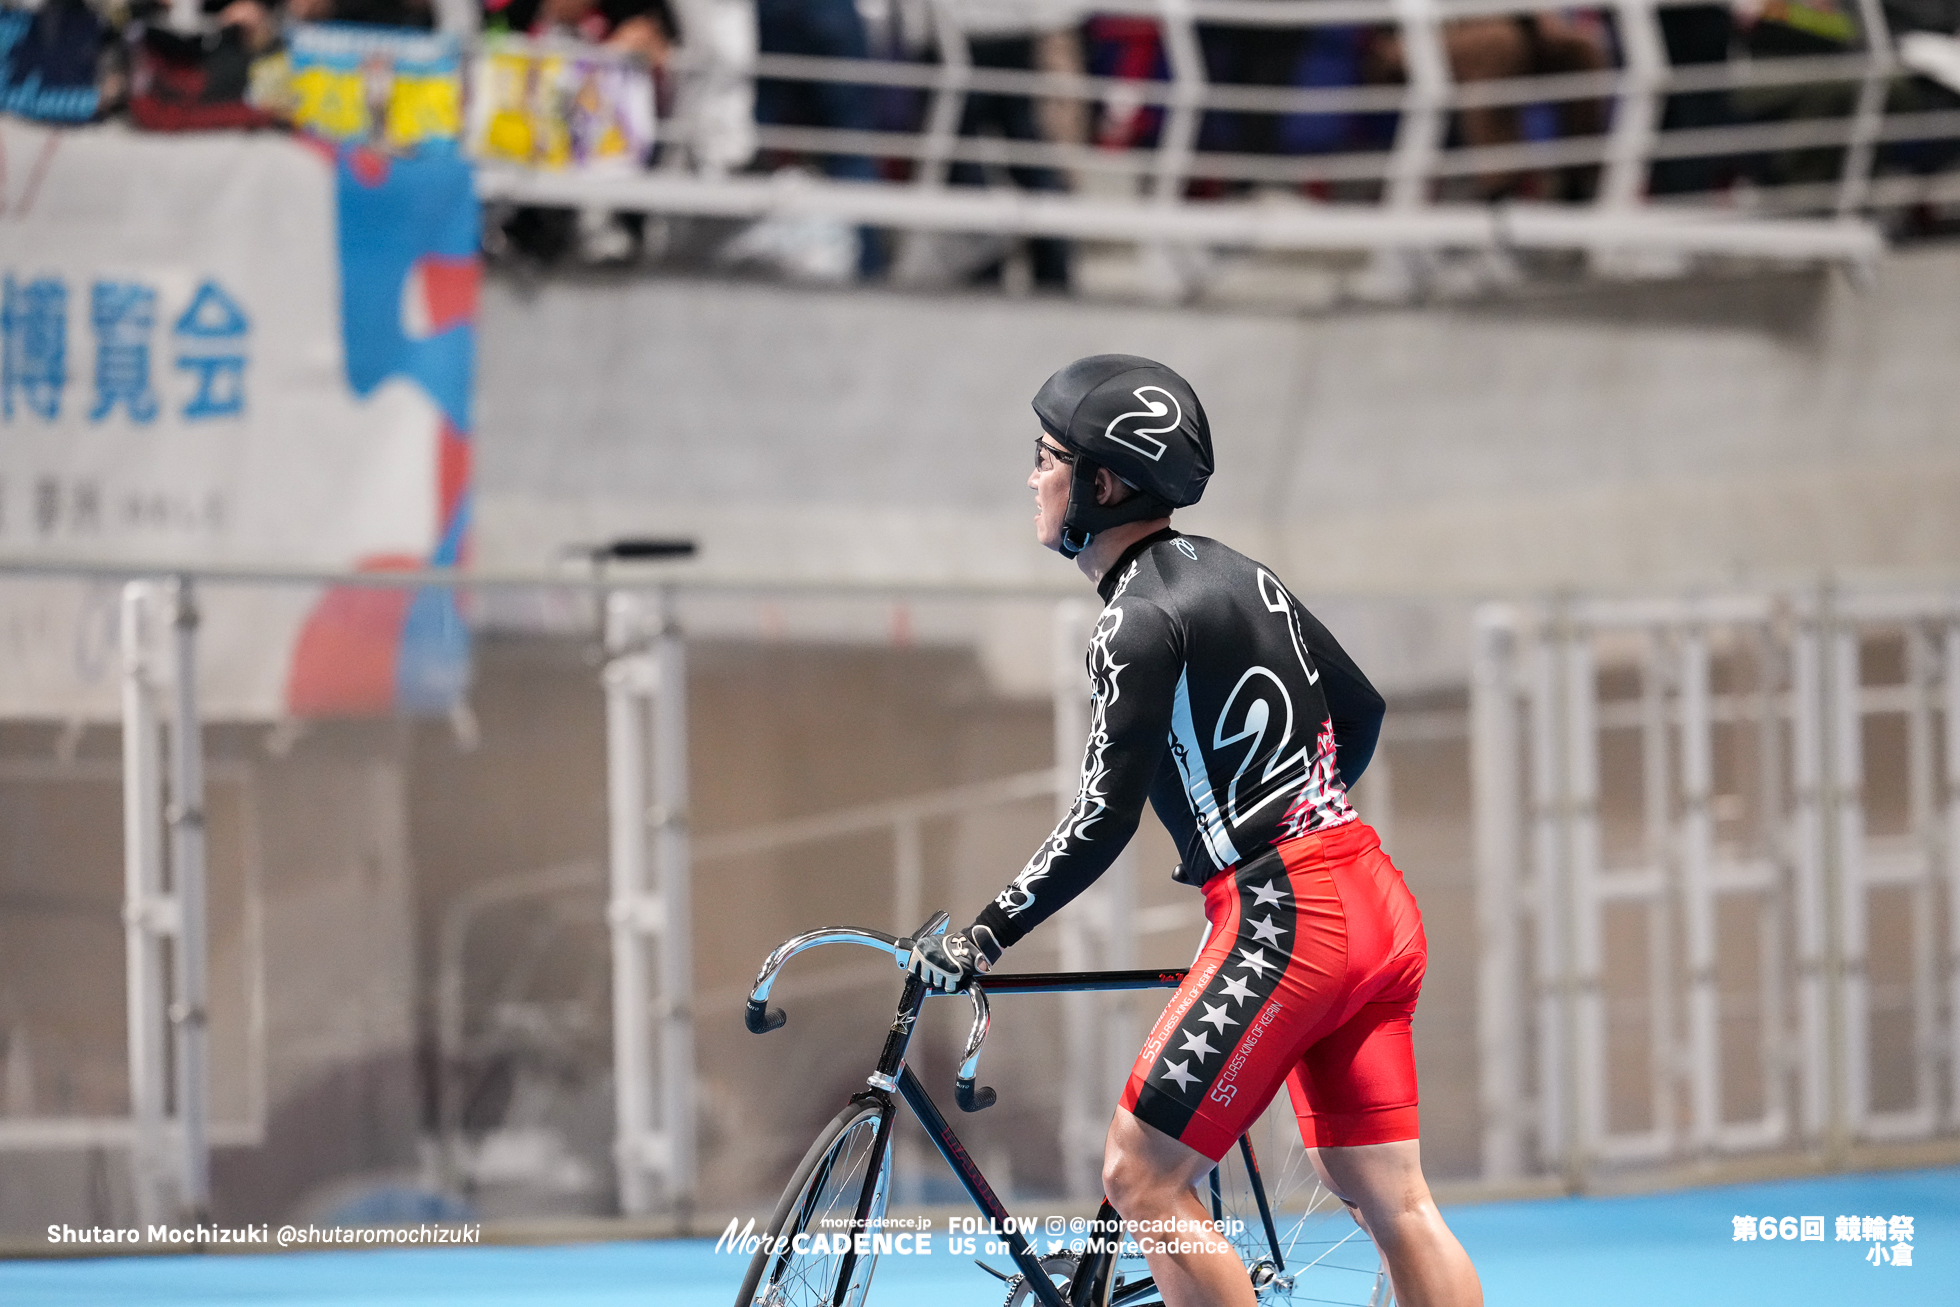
[1094,467,1136,508]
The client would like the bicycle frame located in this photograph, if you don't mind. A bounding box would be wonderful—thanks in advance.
[746,917,1190,1307]
[901,970,1191,1307]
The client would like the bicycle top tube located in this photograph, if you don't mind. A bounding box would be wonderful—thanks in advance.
[747,916,1187,1110]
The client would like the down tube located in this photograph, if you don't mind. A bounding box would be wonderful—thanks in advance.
[897,1066,1067,1307]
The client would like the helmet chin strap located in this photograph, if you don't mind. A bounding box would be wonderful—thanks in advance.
[1059,456,1173,561]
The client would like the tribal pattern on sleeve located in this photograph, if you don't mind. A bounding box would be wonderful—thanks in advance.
[995,602,1132,915]
[975,531,1384,947]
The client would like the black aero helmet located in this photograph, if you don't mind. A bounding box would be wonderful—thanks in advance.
[1032,354,1213,557]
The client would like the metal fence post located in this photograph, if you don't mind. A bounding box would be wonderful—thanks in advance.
[605,592,656,1217]
[606,590,694,1220]
[1836,0,1895,217]
[1640,629,1678,1157]
[1470,605,1523,1182]
[120,583,170,1226]
[1903,623,1939,1134]
[916,0,973,188]
[166,577,211,1221]
[1152,0,1203,204]
[1679,620,1719,1154]
[1526,608,1567,1175]
[1945,611,1960,1131]
[1386,0,1447,211]
[1828,607,1867,1146]
[1752,622,1789,1146]
[1790,599,1832,1146]
[652,588,696,1219]
[1371,0,1451,293]
[1599,0,1665,212]
[1562,616,1601,1183]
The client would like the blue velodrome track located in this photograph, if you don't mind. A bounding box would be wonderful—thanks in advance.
[3,1168,1954,1307]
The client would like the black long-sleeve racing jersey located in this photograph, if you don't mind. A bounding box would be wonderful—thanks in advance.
[974,528,1385,950]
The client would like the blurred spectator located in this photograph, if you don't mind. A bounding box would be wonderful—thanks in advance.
[1,0,105,123]
[1194,18,1307,168]
[485,0,676,64]
[481,0,676,265]
[1650,5,1737,195]
[305,0,435,24]
[754,0,878,181]
[127,12,283,130]
[1192,22,1386,195]
[1081,14,1386,197]
[1874,0,1960,184]
[1888,0,1960,39]
[1277,26,1381,165]
[213,1,284,49]
[858,0,930,148]
[751,0,884,275]
[937,0,1087,289]
[1083,14,1165,150]
[1732,0,1859,187]
[1371,14,1609,200]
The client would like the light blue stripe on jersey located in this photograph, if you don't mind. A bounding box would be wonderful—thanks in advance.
[1172,668,1240,871]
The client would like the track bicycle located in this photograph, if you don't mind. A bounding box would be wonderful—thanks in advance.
[734,913,1395,1307]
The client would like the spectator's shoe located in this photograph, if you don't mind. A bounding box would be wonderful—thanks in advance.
[716,213,859,284]
[577,209,639,267]
[1901,32,1960,98]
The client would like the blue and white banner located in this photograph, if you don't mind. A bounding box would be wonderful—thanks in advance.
[0,121,478,720]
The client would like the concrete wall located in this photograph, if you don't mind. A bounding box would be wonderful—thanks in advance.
[476,251,1960,606]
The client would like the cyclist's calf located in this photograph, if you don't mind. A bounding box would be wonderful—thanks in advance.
[1100,1110,1214,1224]
[1308,1141,1483,1307]
[1102,1108,1258,1307]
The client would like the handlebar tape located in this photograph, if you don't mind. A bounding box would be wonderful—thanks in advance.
[955,1078,996,1112]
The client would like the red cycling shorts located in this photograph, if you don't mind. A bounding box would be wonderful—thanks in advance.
[1118,820,1426,1161]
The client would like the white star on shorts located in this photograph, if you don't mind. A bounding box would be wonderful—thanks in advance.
[1179,1030,1219,1062]
[1219,974,1256,1005]
[1161,1058,1200,1091]
[1247,915,1286,946]
[1197,1002,1238,1033]
[1236,947,1273,978]
[1249,881,1287,908]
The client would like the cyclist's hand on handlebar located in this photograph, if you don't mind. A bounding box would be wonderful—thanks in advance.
[903,924,1002,993]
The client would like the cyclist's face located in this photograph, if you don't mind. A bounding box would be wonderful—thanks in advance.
[1029,435,1073,551]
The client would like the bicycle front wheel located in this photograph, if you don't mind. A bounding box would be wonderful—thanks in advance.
[735,1097,894,1307]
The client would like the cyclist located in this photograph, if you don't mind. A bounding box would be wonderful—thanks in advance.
[906,355,1483,1307]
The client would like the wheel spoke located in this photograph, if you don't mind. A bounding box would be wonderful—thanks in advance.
[743,1108,891,1307]
[1200,1099,1392,1306]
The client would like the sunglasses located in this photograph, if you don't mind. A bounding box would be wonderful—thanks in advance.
[1034,437,1077,471]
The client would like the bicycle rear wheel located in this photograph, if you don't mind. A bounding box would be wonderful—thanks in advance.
[1208,1096,1394,1306]
[735,1097,894,1307]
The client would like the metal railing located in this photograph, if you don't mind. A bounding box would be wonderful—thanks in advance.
[1472,586,1960,1185]
[9,552,1957,1223]
[465,0,1960,268]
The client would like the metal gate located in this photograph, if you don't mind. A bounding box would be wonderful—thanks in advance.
[1472,588,1959,1185]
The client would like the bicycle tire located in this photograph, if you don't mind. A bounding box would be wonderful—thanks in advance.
[734,1098,893,1307]
[1093,1101,1392,1306]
